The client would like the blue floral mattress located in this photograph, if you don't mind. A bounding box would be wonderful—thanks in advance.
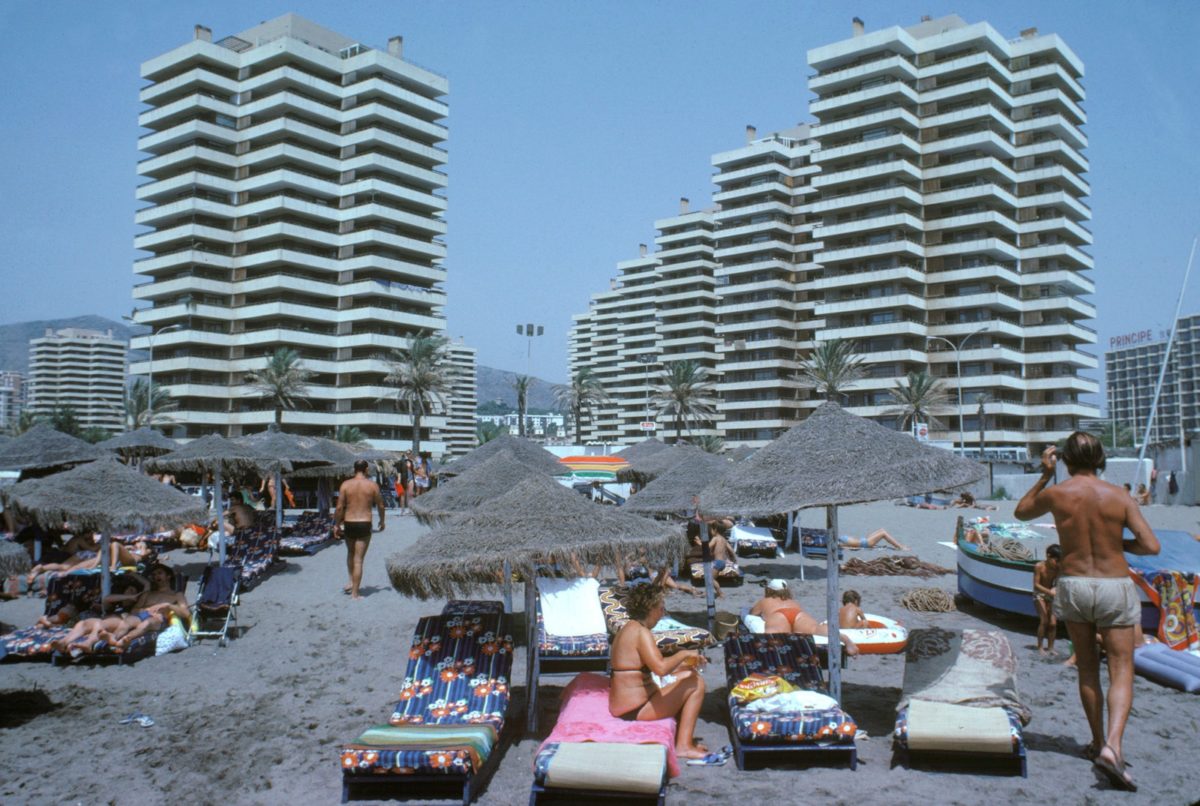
[724,633,857,746]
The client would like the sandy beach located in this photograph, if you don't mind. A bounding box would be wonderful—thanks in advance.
[2,499,1197,805]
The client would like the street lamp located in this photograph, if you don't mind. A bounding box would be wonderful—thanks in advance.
[636,353,656,430]
[926,325,990,455]
[125,316,184,428]
[515,323,544,376]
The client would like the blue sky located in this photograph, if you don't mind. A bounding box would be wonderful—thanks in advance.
[1,1,1198,390]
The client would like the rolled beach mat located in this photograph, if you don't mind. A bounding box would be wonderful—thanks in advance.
[713,611,739,641]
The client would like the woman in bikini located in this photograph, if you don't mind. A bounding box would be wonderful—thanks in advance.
[608,583,710,760]
[749,579,859,655]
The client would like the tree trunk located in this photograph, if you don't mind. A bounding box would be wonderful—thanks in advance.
[574,405,583,444]
[275,406,283,426]
[413,406,423,453]
[675,414,682,444]
[518,397,526,437]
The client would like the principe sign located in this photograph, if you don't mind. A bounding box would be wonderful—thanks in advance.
[1109,329,1167,351]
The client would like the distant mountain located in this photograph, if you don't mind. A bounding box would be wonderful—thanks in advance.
[476,365,562,411]
[0,315,142,374]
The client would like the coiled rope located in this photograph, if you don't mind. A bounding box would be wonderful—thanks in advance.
[900,587,957,612]
[979,536,1034,562]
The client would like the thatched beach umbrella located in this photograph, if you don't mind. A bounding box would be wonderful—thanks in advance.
[699,401,986,702]
[0,424,105,475]
[616,442,708,484]
[622,451,734,517]
[387,473,687,731]
[0,540,31,579]
[438,434,565,478]
[727,444,757,462]
[97,428,178,459]
[146,434,283,564]
[615,436,669,463]
[2,459,207,601]
[233,429,332,531]
[409,450,547,526]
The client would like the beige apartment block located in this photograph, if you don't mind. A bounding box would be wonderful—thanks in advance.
[131,14,450,450]
[443,339,478,458]
[28,329,126,434]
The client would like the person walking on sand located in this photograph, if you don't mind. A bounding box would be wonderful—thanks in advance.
[336,459,385,599]
[1015,432,1159,792]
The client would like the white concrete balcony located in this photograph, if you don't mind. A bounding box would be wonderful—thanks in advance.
[139,144,238,178]
[811,158,921,190]
[348,177,446,213]
[239,91,343,129]
[810,79,919,115]
[133,223,233,252]
[1013,61,1085,102]
[712,181,794,205]
[817,293,925,317]
[922,49,1010,84]
[134,248,234,276]
[808,265,924,291]
[806,183,923,215]
[819,320,926,341]
[818,212,923,239]
[241,141,342,174]
[1018,268,1093,296]
[1025,376,1097,393]
[927,236,1019,261]
[1024,349,1098,369]
[927,290,1022,314]
[1019,216,1092,246]
[813,132,919,164]
[923,130,1014,161]
[136,170,238,204]
[346,127,445,169]
[348,76,448,120]
[1015,114,1087,150]
[925,155,1016,185]
[1023,295,1095,318]
[1017,164,1089,198]
[817,237,923,264]
[812,106,920,140]
[138,92,239,131]
[1017,137,1088,174]
[140,66,239,105]
[716,238,796,261]
[1017,88,1086,127]
[1022,242,1093,270]
[809,54,918,93]
[923,102,1014,136]
[1018,191,1090,223]
[713,161,794,185]
[344,101,447,143]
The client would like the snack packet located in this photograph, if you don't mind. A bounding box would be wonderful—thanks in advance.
[731,673,797,703]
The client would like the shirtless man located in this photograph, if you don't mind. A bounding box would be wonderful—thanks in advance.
[749,579,859,655]
[336,459,385,599]
[1015,433,1159,792]
[105,564,190,649]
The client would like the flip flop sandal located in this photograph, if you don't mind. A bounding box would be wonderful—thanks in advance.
[135,715,155,728]
[1093,751,1136,792]
[686,747,732,767]
[119,712,142,725]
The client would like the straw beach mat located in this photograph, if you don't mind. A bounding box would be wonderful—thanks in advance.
[543,742,667,794]
[905,700,1014,754]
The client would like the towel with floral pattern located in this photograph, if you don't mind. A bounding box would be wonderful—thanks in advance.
[598,584,713,654]
[1130,569,1198,651]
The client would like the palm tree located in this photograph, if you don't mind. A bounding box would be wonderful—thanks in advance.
[245,347,313,426]
[652,360,718,444]
[553,368,609,444]
[799,339,865,402]
[690,434,725,454]
[335,425,367,446]
[476,421,505,446]
[385,331,451,453]
[974,392,993,458]
[887,370,950,432]
[7,409,40,436]
[512,375,534,437]
[121,377,178,430]
[45,405,81,437]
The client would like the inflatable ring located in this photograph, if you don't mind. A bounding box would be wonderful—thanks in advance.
[813,613,908,654]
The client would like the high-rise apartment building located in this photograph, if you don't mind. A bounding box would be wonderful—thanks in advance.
[443,339,478,458]
[131,15,449,451]
[27,329,126,433]
[1105,315,1200,447]
[0,371,26,429]
[570,201,721,444]
[570,15,1098,454]
[713,126,820,445]
[806,15,1097,452]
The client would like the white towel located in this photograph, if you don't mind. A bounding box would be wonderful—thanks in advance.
[540,578,608,637]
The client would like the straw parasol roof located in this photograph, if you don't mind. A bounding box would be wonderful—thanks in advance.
[727,444,757,462]
[145,433,283,476]
[289,437,359,479]
[0,540,31,578]
[0,424,105,473]
[2,458,208,534]
[98,428,178,457]
[438,434,565,478]
[232,429,333,473]
[622,451,735,517]
[410,450,547,525]
[354,448,398,462]
[387,474,687,599]
[699,401,987,517]
[615,437,669,463]
[617,442,709,484]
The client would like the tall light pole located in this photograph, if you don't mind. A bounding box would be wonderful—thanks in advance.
[515,324,543,436]
[637,353,655,431]
[927,325,989,455]
[125,317,184,429]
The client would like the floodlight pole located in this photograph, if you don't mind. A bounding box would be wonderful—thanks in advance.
[826,506,842,704]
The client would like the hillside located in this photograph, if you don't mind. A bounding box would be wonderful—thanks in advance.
[0,315,141,374]
[475,365,561,411]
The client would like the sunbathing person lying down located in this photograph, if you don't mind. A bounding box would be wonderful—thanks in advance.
[750,579,859,655]
[26,538,151,585]
[837,529,909,551]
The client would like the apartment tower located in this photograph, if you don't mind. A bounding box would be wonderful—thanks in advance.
[27,329,126,434]
[1105,315,1200,447]
[132,15,449,450]
[443,339,478,458]
[806,15,1097,452]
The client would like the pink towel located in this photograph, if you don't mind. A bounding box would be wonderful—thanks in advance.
[537,672,681,778]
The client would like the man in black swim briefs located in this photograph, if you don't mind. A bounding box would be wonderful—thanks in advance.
[336,459,385,599]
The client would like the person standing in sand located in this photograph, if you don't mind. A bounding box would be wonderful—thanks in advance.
[336,459,385,599]
[1015,432,1159,792]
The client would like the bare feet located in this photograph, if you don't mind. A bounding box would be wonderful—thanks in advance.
[676,746,708,760]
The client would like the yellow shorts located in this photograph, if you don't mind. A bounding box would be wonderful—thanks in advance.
[1053,576,1140,628]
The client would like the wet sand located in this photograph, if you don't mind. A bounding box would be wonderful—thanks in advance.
[1,499,1197,804]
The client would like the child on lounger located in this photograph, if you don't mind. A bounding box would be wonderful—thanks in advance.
[838,590,867,629]
[1033,544,1062,655]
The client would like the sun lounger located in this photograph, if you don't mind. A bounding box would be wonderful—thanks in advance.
[598,583,714,654]
[531,672,676,805]
[892,627,1029,777]
[223,527,282,590]
[795,528,845,581]
[688,560,743,587]
[729,525,781,558]
[278,512,336,556]
[113,529,181,553]
[723,631,858,770]
[340,600,513,805]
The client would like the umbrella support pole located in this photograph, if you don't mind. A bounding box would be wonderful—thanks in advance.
[275,469,284,533]
[699,519,715,635]
[787,510,799,580]
[826,506,842,704]
[524,577,538,733]
[215,467,227,566]
[502,560,512,613]
[99,530,111,613]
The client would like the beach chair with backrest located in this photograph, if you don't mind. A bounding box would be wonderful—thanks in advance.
[723,630,858,770]
[796,527,845,581]
[340,600,513,805]
[190,564,240,647]
[892,627,1029,777]
[529,577,612,732]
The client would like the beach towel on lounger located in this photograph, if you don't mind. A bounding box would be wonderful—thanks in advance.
[536,672,681,778]
[598,584,713,654]
[898,627,1030,725]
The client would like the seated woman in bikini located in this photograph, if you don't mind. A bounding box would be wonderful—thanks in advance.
[608,583,710,760]
[749,579,859,655]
